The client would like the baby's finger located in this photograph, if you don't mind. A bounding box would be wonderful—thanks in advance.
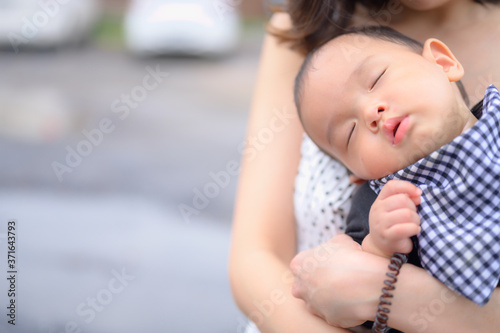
[379,193,419,213]
[378,180,422,201]
[381,208,421,229]
[408,193,421,206]
[384,223,421,240]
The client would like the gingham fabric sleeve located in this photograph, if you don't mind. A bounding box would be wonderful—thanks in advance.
[370,85,500,306]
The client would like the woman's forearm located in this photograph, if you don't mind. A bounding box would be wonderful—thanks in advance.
[290,235,500,332]
[230,249,354,332]
[389,263,500,332]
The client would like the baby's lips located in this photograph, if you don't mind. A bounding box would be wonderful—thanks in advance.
[382,116,403,144]
[382,116,409,145]
[394,117,410,145]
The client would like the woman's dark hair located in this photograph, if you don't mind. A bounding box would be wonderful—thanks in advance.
[269,0,500,55]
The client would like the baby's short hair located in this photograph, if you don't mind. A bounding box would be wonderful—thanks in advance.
[294,25,469,116]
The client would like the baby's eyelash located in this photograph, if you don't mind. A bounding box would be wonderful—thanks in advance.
[347,123,355,147]
[370,69,387,90]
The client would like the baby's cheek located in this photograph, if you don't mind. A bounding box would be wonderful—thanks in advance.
[359,152,395,179]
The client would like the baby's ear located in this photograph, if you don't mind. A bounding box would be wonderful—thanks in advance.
[349,174,366,185]
[422,38,464,82]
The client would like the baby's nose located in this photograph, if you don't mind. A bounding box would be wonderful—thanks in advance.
[365,105,385,131]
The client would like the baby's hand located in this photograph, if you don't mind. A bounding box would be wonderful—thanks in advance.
[364,180,422,258]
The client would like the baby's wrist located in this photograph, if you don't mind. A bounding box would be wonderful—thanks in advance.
[362,234,392,258]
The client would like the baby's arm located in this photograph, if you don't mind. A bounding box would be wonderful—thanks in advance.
[362,180,422,258]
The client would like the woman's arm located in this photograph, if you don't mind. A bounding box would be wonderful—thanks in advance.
[228,13,352,333]
[391,262,500,332]
[291,234,500,332]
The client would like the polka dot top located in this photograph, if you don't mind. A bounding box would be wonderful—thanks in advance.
[294,134,358,252]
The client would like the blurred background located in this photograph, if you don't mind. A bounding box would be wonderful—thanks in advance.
[0,0,270,332]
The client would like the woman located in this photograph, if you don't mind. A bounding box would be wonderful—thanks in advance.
[229,1,500,332]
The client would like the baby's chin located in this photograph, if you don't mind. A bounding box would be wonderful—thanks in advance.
[372,150,434,179]
[400,144,443,170]
[359,144,445,180]
[368,169,400,181]
[362,158,422,180]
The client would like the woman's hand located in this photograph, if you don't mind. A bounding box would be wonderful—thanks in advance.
[291,234,500,333]
[290,234,389,328]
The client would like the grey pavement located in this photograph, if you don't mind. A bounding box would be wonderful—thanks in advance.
[0,24,265,333]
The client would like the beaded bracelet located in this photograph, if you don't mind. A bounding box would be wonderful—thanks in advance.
[372,253,408,333]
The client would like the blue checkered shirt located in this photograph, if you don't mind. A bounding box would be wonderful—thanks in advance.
[370,85,500,306]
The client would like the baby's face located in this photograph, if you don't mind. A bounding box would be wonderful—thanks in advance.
[300,35,475,180]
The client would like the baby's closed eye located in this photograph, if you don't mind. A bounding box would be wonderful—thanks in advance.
[370,68,387,91]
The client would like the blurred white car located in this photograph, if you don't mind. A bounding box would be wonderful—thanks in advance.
[0,0,99,52]
[124,0,240,56]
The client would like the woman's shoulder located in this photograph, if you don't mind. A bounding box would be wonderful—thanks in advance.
[269,12,293,30]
